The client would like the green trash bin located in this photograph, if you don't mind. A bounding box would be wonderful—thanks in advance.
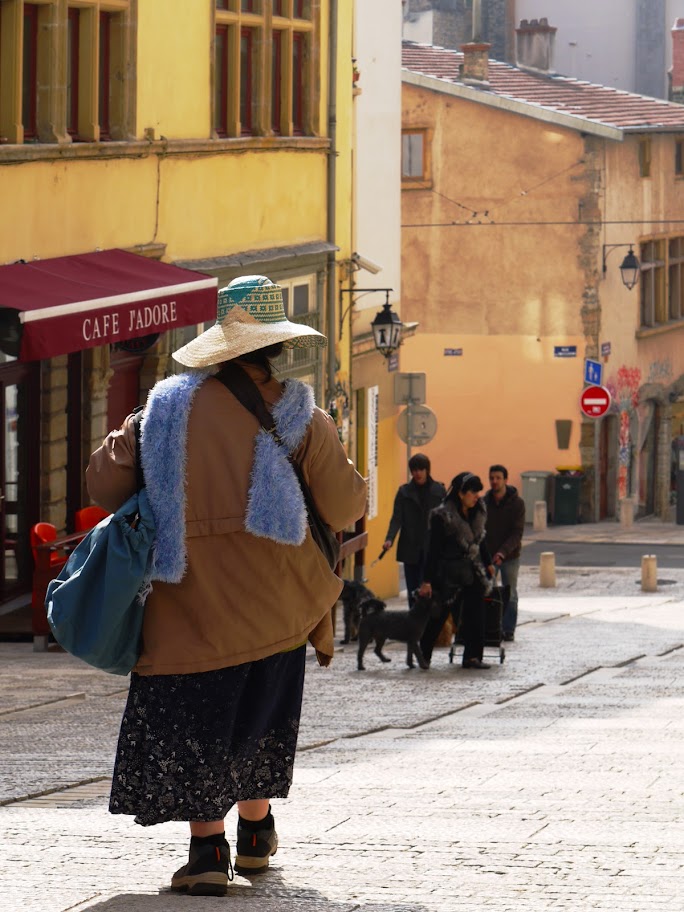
[553,474,583,524]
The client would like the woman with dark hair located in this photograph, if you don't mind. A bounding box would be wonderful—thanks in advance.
[418,472,493,669]
[86,275,367,895]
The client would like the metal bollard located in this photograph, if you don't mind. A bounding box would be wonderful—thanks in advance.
[539,551,556,588]
[641,555,658,592]
[533,500,547,532]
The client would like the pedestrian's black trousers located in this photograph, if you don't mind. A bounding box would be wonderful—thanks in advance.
[420,581,486,665]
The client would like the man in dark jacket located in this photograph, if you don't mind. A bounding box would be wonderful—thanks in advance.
[484,464,525,641]
[383,454,446,606]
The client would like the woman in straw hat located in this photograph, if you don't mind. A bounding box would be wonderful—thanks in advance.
[418,472,494,669]
[87,275,367,896]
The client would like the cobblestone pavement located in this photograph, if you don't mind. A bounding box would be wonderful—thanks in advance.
[1,566,683,911]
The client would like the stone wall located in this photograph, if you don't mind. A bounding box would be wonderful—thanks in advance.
[635,0,667,99]
[431,0,509,60]
[482,0,508,62]
[432,0,471,50]
[575,136,604,521]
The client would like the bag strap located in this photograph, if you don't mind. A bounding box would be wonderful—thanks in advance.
[131,407,146,492]
[215,362,275,432]
[214,363,314,499]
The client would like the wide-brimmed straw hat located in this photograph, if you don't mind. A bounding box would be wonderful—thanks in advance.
[172,274,326,368]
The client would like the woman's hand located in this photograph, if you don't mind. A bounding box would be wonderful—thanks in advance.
[382,540,392,551]
[418,581,432,597]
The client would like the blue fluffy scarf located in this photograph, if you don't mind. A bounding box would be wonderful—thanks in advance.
[140,372,314,584]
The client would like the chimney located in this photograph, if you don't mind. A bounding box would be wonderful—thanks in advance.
[460,41,492,88]
[671,19,684,102]
[516,18,557,74]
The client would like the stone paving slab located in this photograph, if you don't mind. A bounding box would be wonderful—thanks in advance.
[2,582,684,911]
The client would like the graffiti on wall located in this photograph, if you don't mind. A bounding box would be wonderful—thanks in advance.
[605,366,641,500]
[647,357,673,385]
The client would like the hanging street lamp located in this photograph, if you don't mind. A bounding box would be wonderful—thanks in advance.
[370,292,403,358]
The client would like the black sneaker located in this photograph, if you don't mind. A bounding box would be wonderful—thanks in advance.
[171,837,234,896]
[235,815,278,875]
[503,631,515,642]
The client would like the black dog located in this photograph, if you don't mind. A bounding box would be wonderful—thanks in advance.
[339,580,385,644]
[357,593,437,671]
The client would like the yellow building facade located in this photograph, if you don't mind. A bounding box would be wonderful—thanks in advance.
[0,0,363,618]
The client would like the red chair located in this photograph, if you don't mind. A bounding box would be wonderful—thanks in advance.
[74,505,110,532]
[30,522,64,568]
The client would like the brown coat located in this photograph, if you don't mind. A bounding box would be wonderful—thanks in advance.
[86,368,367,676]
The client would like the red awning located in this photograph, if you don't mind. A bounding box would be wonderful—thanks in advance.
[0,249,218,361]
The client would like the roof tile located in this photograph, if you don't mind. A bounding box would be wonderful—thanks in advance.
[402,41,684,131]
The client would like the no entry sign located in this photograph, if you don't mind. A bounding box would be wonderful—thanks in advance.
[580,385,611,418]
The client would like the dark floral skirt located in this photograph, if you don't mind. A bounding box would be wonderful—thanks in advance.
[109,646,306,826]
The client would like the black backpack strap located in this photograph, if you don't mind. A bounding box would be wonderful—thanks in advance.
[131,406,145,491]
[216,363,339,568]
[216,362,305,476]
[215,362,276,434]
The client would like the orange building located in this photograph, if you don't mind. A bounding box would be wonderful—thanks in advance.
[400,37,684,522]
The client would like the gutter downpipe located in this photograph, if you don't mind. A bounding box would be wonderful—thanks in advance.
[326,0,338,406]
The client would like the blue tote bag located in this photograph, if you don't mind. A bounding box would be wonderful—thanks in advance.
[45,488,156,676]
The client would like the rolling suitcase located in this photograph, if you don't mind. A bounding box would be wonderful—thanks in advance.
[448,583,509,665]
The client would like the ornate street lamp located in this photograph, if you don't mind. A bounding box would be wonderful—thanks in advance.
[370,293,403,358]
[602,243,641,291]
[338,287,403,357]
[618,246,640,291]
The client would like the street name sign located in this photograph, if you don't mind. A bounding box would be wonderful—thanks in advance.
[580,385,611,418]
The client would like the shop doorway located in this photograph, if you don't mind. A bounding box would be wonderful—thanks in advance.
[599,415,618,519]
[0,359,40,603]
[638,402,660,517]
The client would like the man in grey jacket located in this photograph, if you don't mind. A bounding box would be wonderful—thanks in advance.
[484,464,525,641]
[383,454,446,606]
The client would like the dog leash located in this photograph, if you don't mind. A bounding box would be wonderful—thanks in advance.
[369,550,388,568]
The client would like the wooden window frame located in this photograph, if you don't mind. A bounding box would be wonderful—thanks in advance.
[22,3,39,139]
[98,10,111,139]
[668,237,684,321]
[272,273,321,390]
[640,238,667,328]
[66,7,80,137]
[638,136,652,178]
[291,31,305,135]
[239,26,255,135]
[0,0,135,146]
[401,128,432,189]
[676,138,684,178]
[213,0,318,140]
[271,28,282,134]
[214,23,230,137]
